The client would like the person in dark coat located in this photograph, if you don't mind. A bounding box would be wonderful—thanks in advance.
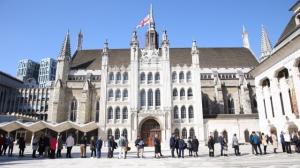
[192,136,199,157]
[280,131,286,153]
[154,134,162,158]
[187,137,193,156]
[107,136,116,158]
[96,137,103,158]
[175,136,179,157]
[219,134,225,156]
[38,134,45,157]
[2,134,8,156]
[44,134,50,157]
[90,136,96,158]
[0,134,4,156]
[169,134,176,158]
[80,134,88,158]
[208,135,215,157]
[178,136,186,158]
[18,136,26,157]
[56,135,63,158]
[7,135,14,157]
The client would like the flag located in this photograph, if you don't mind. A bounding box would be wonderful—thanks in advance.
[136,14,150,29]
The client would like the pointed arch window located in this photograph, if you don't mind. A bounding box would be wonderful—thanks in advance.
[155,73,160,83]
[123,72,128,83]
[115,129,120,140]
[174,128,180,137]
[140,90,146,108]
[187,88,193,100]
[147,72,153,84]
[122,129,128,138]
[122,107,128,119]
[228,98,235,114]
[179,72,184,83]
[116,72,121,84]
[115,89,121,101]
[108,107,113,120]
[115,107,120,119]
[172,72,177,83]
[186,71,191,82]
[108,89,113,101]
[155,89,161,107]
[188,106,194,119]
[180,88,185,100]
[189,128,195,138]
[182,128,187,139]
[148,89,153,107]
[123,89,128,101]
[181,106,186,119]
[95,100,100,122]
[140,72,145,84]
[174,106,179,119]
[70,99,77,122]
[107,129,112,139]
[109,72,114,84]
[173,89,178,100]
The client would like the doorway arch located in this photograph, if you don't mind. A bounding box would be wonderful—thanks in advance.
[140,119,160,146]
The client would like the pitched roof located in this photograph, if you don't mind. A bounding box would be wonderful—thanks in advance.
[275,13,300,47]
[70,47,258,70]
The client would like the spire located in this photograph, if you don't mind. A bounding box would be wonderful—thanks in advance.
[131,30,138,45]
[59,30,71,59]
[242,25,251,49]
[149,4,155,29]
[103,39,109,54]
[191,40,199,55]
[162,29,169,44]
[260,25,272,60]
[77,30,83,51]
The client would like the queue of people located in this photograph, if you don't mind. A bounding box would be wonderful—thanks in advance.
[0,131,300,159]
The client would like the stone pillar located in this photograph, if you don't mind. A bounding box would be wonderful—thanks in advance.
[30,132,35,147]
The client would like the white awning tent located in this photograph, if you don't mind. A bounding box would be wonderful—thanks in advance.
[0,121,99,133]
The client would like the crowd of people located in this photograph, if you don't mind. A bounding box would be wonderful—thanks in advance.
[0,130,299,159]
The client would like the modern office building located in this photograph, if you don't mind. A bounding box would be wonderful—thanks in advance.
[38,58,57,88]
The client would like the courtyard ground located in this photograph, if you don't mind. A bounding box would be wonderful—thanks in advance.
[0,144,299,168]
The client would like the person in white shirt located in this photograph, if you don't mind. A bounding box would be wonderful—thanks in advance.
[66,134,75,158]
[284,132,292,154]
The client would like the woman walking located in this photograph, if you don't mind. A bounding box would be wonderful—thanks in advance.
[208,135,215,157]
[90,136,96,158]
[154,134,162,158]
[261,133,268,154]
[56,135,63,158]
[232,134,240,156]
[271,133,278,153]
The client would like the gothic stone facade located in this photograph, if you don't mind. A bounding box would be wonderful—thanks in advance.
[45,19,259,146]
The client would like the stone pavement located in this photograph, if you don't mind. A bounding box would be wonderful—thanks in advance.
[0,144,300,168]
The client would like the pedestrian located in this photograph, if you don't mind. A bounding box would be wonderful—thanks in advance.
[38,134,45,157]
[66,134,75,158]
[178,136,186,158]
[169,134,176,158]
[90,136,96,158]
[261,133,268,154]
[96,137,103,158]
[280,131,286,152]
[175,136,179,157]
[2,134,8,156]
[56,135,63,158]
[80,134,87,158]
[292,132,300,153]
[118,134,127,159]
[284,132,292,154]
[249,132,255,154]
[107,136,113,158]
[271,133,278,153]
[154,134,162,158]
[220,134,225,156]
[7,135,14,157]
[18,136,26,157]
[187,137,193,156]
[191,136,199,157]
[135,136,145,158]
[0,134,4,156]
[44,134,50,158]
[232,133,240,156]
[256,132,263,155]
[208,135,215,157]
[32,135,39,158]
[50,135,57,159]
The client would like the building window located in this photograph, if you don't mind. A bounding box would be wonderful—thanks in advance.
[244,129,250,143]
[174,128,180,137]
[174,106,179,119]
[270,96,275,118]
[155,73,160,83]
[181,106,186,119]
[155,89,160,107]
[186,71,191,82]
[122,107,128,119]
[279,92,285,115]
[96,100,100,122]
[116,72,121,84]
[108,89,114,101]
[263,99,267,119]
[187,88,193,99]
[108,107,113,120]
[189,128,195,138]
[115,107,120,119]
[109,72,114,84]
[172,72,177,83]
[140,90,146,107]
[123,89,128,100]
[122,129,128,138]
[115,89,121,101]
[179,72,184,83]
[228,98,235,114]
[147,72,153,84]
[180,88,185,100]
[115,129,120,140]
[148,89,153,107]
[140,72,145,84]
[188,106,194,118]
[123,72,128,83]
[202,94,209,114]
[70,99,77,122]
[182,128,187,139]
[173,89,178,100]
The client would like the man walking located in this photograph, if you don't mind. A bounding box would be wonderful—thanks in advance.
[169,134,176,158]
[280,131,286,152]
[178,136,186,158]
[66,134,74,158]
[96,137,103,158]
[118,134,127,159]
[135,136,145,158]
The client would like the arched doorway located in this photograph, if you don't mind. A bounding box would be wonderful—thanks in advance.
[140,119,160,146]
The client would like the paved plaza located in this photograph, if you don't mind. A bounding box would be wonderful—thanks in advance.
[0,145,300,168]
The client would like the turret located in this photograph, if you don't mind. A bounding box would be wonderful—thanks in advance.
[130,31,139,61]
[101,39,109,68]
[77,30,83,51]
[260,25,273,62]
[145,4,158,49]
[242,26,251,49]
[161,30,169,59]
[191,40,199,66]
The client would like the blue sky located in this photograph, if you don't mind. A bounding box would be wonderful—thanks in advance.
[0,0,296,76]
